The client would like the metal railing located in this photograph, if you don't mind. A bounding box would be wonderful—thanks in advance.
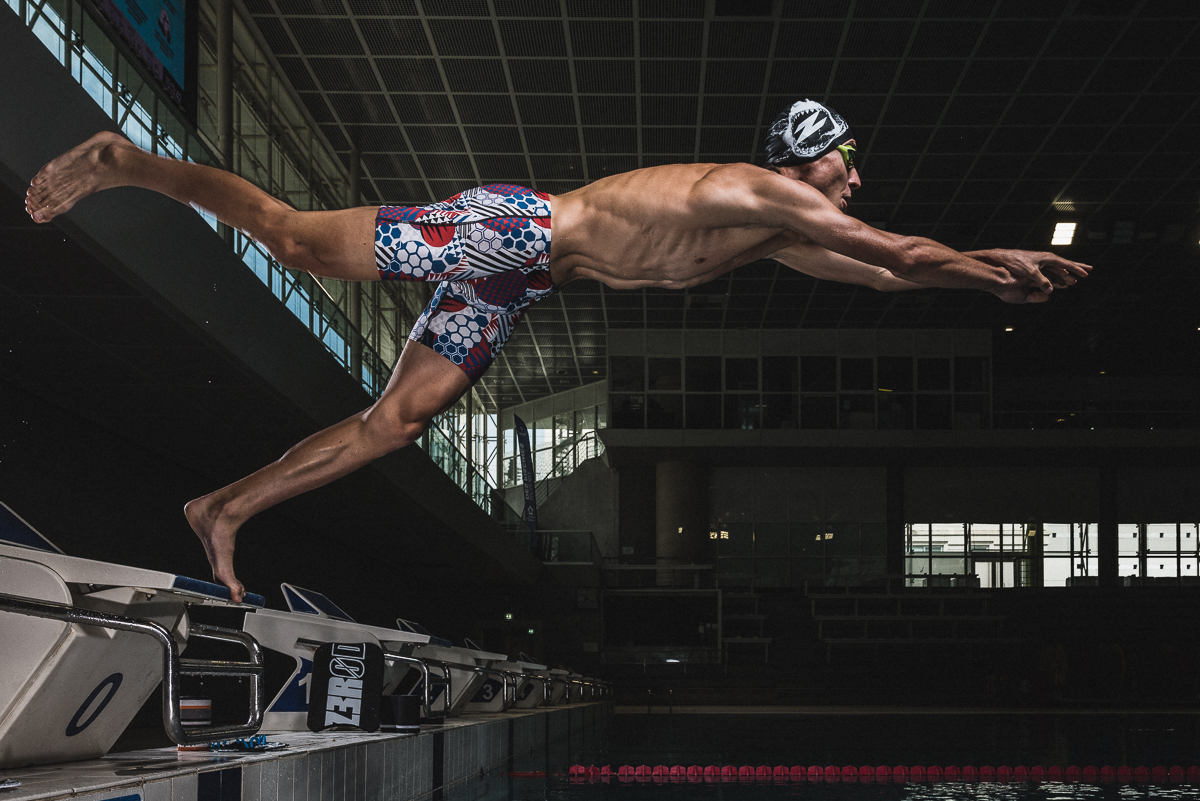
[534,432,605,506]
[602,560,716,589]
[0,592,264,746]
[540,529,602,565]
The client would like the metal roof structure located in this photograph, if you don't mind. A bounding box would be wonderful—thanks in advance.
[191,0,1200,406]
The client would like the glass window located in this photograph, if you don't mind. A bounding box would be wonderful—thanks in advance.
[647,394,683,429]
[878,393,913,430]
[685,394,722,428]
[916,394,952,429]
[1043,523,1098,587]
[610,356,644,392]
[762,356,799,393]
[1147,523,1178,551]
[840,358,874,391]
[906,523,931,585]
[954,356,990,392]
[861,523,886,558]
[725,358,759,391]
[839,394,876,429]
[610,394,645,428]
[720,523,754,556]
[790,522,826,558]
[1118,523,1141,580]
[954,395,990,430]
[554,412,574,445]
[762,393,799,429]
[877,356,914,392]
[824,522,860,557]
[648,357,682,391]
[685,356,721,392]
[800,395,838,429]
[1184,524,1198,582]
[800,356,836,392]
[754,523,789,557]
[917,358,951,391]
[724,394,762,429]
[534,417,554,449]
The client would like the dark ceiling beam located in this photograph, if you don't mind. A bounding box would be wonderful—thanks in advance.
[969,3,1144,246]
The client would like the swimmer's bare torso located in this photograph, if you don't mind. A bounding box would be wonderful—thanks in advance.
[546,162,815,291]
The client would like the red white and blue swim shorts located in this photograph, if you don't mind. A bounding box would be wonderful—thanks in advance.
[374,185,554,381]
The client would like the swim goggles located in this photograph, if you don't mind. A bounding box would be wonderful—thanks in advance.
[836,142,857,171]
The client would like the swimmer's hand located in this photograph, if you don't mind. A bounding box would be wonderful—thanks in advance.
[967,249,1093,303]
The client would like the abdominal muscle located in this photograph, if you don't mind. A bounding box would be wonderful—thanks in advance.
[545,163,801,291]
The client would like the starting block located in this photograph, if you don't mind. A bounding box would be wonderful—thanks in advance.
[0,502,266,768]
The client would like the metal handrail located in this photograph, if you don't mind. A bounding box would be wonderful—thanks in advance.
[411,658,457,717]
[383,654,449,719]
[533,432,605,506]
[0,592,264,746]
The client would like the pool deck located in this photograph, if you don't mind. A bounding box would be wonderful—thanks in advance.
[0,703,610,801]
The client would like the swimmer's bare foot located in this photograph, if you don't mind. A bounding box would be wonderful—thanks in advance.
[184,495,246,604]
[26,131,134,223]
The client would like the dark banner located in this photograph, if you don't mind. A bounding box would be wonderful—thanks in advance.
[514,415,537,549]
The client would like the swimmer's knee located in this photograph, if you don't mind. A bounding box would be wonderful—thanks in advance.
[257,205,311,270]
[363,406,427,452]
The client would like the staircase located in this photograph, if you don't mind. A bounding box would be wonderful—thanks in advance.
[718,573,772,664]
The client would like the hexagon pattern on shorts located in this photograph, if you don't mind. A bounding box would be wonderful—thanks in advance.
[374,185,555,381]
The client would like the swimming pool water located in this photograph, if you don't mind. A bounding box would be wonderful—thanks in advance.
[443,712,1200,801]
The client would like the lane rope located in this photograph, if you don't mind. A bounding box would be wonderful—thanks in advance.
[564,764,1200,783]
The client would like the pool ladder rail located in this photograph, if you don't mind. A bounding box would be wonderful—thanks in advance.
[0,591,265,746]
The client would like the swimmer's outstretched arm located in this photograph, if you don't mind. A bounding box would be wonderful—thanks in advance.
[773,244,1092,295]
[964,249,1092,290]
[701,165,1057,303]
[771,243,923,292]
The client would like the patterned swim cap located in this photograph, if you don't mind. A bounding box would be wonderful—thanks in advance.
[764,99,854,167]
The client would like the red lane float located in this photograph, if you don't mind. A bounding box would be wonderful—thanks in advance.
[568,764,1200,784]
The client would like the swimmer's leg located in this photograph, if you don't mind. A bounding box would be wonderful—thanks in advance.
[26,132,379,282]
[185,340,471,602]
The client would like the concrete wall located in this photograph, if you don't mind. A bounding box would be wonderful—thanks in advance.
[536,458,619,558]
[710,467,887,525]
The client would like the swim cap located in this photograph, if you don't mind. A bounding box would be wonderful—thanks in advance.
[764,99,853,167]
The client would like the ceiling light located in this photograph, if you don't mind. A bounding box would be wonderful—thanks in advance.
[1005,327,1014,332]
[1051,222,1076,246]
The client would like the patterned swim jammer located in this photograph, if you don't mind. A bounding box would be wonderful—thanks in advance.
[374,184,555,380]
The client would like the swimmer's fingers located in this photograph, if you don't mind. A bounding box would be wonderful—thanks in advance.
[1038,253,1092,279]
[1044,266,1077,288]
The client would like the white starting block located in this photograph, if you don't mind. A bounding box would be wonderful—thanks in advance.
[461,642,545,713]
[246,585,458,731]
[392,622,509,716]
[0,502,267,769]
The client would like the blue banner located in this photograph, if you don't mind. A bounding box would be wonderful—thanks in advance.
[513,415,537,549]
